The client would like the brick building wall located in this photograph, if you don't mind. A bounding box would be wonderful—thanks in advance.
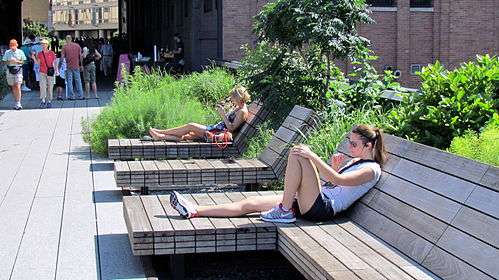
[22,0,49,26]
[220,0,498,88]
[222,0,270,61]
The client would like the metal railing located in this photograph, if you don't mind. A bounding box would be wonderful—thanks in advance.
[366,0,396,7]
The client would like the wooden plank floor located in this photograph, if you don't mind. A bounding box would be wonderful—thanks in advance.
[123,191,279,255]
[0,91,146,280]
[125,191,438,279]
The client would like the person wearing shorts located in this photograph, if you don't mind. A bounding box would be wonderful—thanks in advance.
[82,46,101,99]
[169,125,385,224]
[2,39,26,110]
[148,86,251,142]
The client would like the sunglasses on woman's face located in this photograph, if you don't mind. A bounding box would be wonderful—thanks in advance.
[347,137,361,148]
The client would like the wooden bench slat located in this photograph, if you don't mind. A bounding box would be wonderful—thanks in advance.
[465,186,499,219]
[365,188,448,245]
[451,206,499,248]
[349,203,434,263]
[335,220,440,280]
[377,175,462,223]
[436,227,499,278]
[319,222,419,280]
[296,220,384,275]
[278,226,361,279]
[422,246,494,280]
[384,135,491,188]
[389,157,477,203]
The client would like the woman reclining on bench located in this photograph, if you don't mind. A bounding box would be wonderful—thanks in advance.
[170,124,386,223]
[147,86,251,142]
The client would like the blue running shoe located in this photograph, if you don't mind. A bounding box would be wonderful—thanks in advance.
[170,191,198,219]
[260,203,296,223]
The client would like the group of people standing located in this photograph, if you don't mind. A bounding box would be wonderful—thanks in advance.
[2,35,113,110]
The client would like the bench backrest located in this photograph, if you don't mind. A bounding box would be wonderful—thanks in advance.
[338,134,499,280]
[232,100,271,153]
[258,105,318,179]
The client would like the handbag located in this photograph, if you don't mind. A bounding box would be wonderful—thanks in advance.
[42,51,55,77]
[205,129,233,150]
[7,65,22,75]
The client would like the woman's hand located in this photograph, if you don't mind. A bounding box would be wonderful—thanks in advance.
[216,105,225,116]
[291,144,316,160]
[330,153,346,171]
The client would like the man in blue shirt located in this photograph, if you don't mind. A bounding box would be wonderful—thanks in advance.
[2,39,26,110]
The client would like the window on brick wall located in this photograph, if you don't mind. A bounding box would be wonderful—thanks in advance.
[410,0,432,8]
[204,0,213,13]
[366,0,396,7]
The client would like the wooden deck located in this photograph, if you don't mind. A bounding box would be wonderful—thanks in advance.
[124,134,499,280]
[0,91,146,279]
[114,105,318,193]
[123,191,279,255]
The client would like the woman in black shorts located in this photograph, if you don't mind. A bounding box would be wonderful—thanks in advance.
[170,124,386,223]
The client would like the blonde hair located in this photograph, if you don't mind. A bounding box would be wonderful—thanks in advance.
[230,86,251,104]
[351,124,386,166]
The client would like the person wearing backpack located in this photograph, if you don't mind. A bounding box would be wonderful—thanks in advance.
[81,46,101,99]
[2,39,26,110]
[32,39,57,108]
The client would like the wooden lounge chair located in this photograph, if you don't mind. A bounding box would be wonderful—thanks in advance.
[114,105,318,193]
[108,100,271,160]
[123,134,499,280]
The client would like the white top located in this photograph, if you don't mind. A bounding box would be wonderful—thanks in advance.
[321,160,381,214]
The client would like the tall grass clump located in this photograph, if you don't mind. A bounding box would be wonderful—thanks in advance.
[83,68,236,155]
[178,67,236,107]
[242,120,275,159]
[449,122,499,166]
[306,106,392,161]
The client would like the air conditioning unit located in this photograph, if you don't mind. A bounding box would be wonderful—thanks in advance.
[410,64,422,75]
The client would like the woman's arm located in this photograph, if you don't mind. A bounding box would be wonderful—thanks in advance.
[291,145,375,186]
[223,110,247,132]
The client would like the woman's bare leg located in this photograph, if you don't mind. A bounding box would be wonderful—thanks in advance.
[197,195,281,217]
[150,123,206,138]
[281,153,322,214]
[149,129,181,141]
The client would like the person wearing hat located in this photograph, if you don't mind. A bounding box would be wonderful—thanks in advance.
[32,38,57,108]
[2,39,26,110]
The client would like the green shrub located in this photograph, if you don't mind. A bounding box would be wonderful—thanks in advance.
[449,121,499,166]
[307,106,393,161]
[83,69,236,155]
[389,55,499,149]
[242,120,275,159]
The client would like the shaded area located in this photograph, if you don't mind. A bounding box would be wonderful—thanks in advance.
[153,251,306,280]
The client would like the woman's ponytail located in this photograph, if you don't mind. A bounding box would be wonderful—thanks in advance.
[373,128,386,166]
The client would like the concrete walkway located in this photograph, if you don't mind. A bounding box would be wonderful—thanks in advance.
[0,91,146,280]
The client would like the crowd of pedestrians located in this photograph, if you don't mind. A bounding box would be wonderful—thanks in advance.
[1,35,114,110]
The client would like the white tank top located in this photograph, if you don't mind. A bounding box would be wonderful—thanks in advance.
[321,160,381,214]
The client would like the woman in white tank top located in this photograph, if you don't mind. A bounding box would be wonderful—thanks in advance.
[170,124,387,223]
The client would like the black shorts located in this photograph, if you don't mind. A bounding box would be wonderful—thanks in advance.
[292,193,335,222]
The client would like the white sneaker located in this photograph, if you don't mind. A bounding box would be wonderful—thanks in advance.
[21,85,31,92]
[170,191,198,219]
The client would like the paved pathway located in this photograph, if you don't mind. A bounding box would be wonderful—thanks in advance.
[0,91,146,280]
